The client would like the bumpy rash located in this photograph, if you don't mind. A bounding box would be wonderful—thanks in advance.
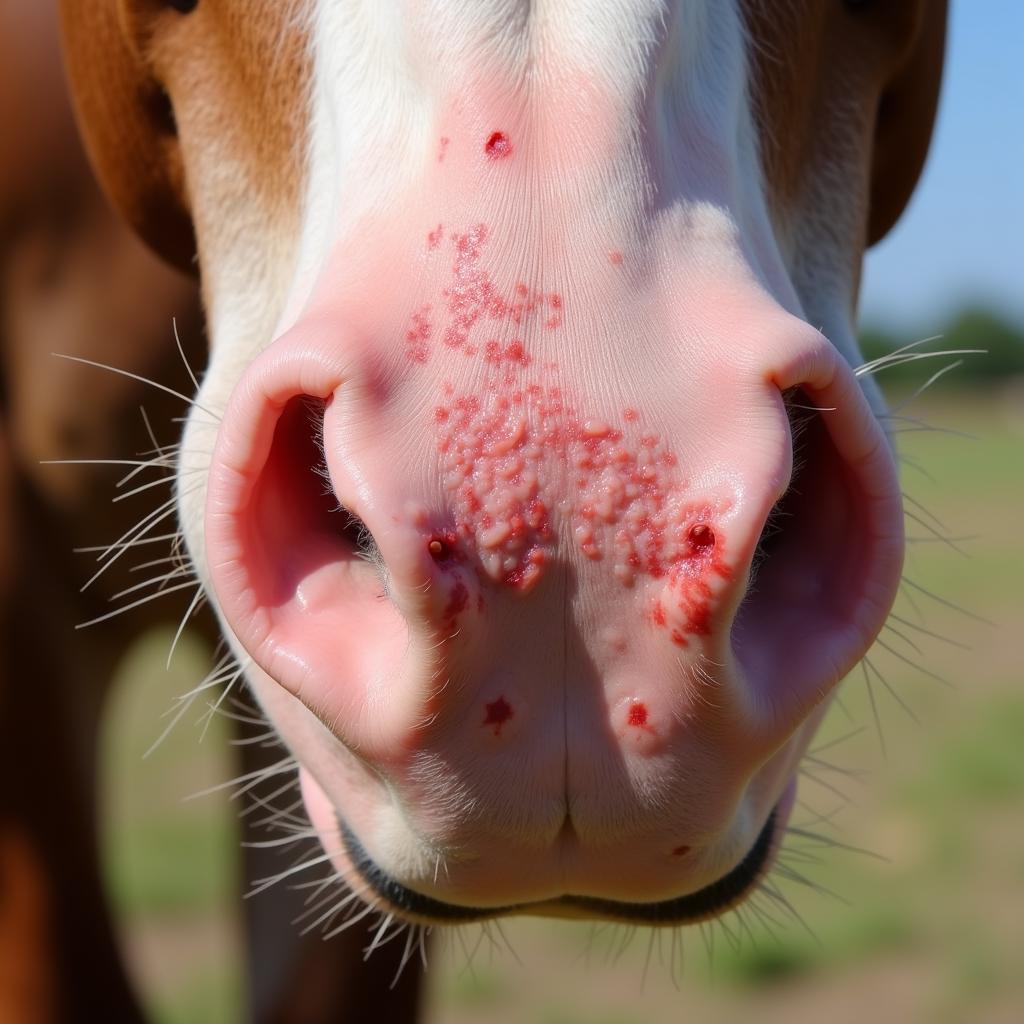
[650,519,732,647]
[436,222,563,353]
[399,215,731,639]
[405,305,432,363]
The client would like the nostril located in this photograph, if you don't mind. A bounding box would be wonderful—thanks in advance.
[739,389,852,630]
[732,375,903,731]
[748,388,813,578]
[247,396,387,605]
[206,359,413,755]
[308,402,388,579]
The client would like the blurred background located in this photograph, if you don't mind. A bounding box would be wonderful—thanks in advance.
[15,2,1024,1022]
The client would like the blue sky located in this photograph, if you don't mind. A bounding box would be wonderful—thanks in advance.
[859,2,1024,333]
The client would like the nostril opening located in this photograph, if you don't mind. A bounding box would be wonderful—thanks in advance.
[748,388,814,577]
[734,386,881,688]
[247,396,386,605]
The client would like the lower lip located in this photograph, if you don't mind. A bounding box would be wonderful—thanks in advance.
[300,767,802,923]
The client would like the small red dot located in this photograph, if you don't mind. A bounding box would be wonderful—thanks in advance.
[627,702,648,728]
[672,845,691,857]
[428,535,455,561]
[485,131,512,159]
[609,250,624,265]
[483,696,514,735]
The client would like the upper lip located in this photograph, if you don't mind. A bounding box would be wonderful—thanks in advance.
[337,804,780,925]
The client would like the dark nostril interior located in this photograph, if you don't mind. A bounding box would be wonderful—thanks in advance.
[749,388,814,576]
[306,398,384,570]
[249,396,385,605]
[734,387,877,684]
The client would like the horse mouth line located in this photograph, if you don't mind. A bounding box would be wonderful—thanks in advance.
[336,806,780,926]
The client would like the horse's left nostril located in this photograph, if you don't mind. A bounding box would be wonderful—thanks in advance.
[732,370,904,736]
[749,388,814,578]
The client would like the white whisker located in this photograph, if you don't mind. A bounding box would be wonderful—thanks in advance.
[52,352,220,420]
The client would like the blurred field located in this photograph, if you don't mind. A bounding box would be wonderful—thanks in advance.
[100,389,1024,1023]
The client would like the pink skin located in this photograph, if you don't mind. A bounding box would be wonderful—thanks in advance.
[204,111,903,915]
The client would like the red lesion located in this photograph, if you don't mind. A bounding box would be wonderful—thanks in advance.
[646,508,732,645]
[627,701,648,727]
[404,304,432,363]
[427,531,458,563]
[482,696,514,735]
[671,845,691,857]
[626,700,655,734]
[687,523,715,549]
[484,131,512,160]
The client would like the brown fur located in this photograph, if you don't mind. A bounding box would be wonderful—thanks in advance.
[743,0,947,283]
[61,0,313,301]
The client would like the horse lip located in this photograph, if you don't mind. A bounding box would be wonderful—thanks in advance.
[336,803,784,926]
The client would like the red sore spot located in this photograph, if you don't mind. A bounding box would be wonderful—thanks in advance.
[652,603,666,627]
[505,340,528,365]
[427,224,444,249]
[484,131,512,160]
[627,702,649,728]
[670,629,687,647]
[609,250,624,266]
[623,407,639,422]
[483,696,514,735]
[438,136,450,162]
[428,531,457,562]
[688,523,715,550]
[672,845,691,857]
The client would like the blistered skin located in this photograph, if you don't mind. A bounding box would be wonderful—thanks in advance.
[204,105,904,913]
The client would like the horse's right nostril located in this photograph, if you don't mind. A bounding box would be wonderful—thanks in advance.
[204,335,417,759]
